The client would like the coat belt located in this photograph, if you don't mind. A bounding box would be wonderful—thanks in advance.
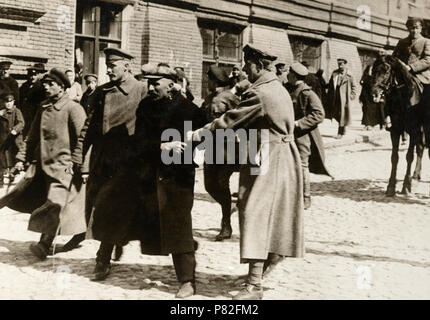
[267,134,294,144]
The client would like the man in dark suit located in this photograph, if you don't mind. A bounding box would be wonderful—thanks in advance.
[393,16,430,147]
[0,61,19,107]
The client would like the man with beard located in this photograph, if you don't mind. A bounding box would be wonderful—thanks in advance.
[0,68,87,260]
[18,63,47,138]
[71,48,149,281]
[135,65,207,298]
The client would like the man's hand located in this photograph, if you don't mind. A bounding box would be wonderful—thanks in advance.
[11,129,17,136]
[161,141,187,153]
[14,161,24,172]
[187,128,205,142]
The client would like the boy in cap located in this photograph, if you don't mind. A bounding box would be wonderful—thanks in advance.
[71,48,148,281]
[0,61,19,106]
[0,92,25,186]
[202,64,240,241]
[0,68,87,260]
[392,16,430,149]
[326,58,357,139]
[80,74,98,114]
[189,43,304,300]
[287,62,332,210]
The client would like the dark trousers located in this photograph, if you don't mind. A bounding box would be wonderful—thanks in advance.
[338,126,346,136]
[172,252,196,283]
[39,233,55,250]
[203,164,236,223]
[96,242,114,265]
[296,135,311,198]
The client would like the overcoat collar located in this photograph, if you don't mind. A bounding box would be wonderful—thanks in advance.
[102,74,136,95]
[250,71,278,89]
[41,93,69,111]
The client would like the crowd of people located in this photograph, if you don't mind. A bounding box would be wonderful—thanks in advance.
[0,15,428,300]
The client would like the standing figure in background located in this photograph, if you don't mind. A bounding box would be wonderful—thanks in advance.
[287,62,332,210]
[275,62,289,88]
[80,74,98,114]
[327,58,357,139]
[229,64,246,88]
[66,69,83,103]
[201,64,240,241]
[174,66,195,102]
[360,64,385,130]
[18,63,47,138]
[0,61,19,104]
[0,92,25,186]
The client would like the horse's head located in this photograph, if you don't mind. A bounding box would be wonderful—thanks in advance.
[370,55,397,103]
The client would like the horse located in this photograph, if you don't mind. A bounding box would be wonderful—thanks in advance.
[370,55,427,196]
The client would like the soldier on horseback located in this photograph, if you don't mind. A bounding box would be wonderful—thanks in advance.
[393,17,430,149]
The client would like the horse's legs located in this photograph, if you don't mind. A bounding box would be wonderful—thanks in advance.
[412,141,424,181]
[386,131,400,197]
[401,137,415,195]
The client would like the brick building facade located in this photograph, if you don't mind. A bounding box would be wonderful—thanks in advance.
[1,0,429,100]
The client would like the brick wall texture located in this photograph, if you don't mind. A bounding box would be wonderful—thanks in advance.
[0,0,416,98]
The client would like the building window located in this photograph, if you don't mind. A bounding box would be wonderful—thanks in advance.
[199,20,243,98]
[289,36,322,72]
[75,1,122,84]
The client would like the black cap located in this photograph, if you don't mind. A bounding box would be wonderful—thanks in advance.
[104,48,134,62]
[243,44,278,61]
[0,60,12,68]
[42,68,71,89]
[207,64,229,86]
[0,91,15,101]
[337,58,348,64]
[406,16,424,27]
[27,63,47,73]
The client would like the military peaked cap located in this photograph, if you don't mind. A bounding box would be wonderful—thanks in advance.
[104,48,134,62]
[243,44,278,61]
[42,68,71,89]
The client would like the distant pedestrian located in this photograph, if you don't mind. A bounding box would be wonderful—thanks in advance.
[80,74,98,114]
[0,92,25,186]
[18,63,47,138]
[326,58,357,139]
[0,61,19,104]
[66,69,83,103]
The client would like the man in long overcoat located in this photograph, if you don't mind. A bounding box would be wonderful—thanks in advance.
[392,16,430,147]
[287,62,332,210]
[0,68,87,260]
[18,63,47,138]
[71,48,151,281]
[202,64,240,241]
[135,65,207,298]
[327,58,357,139]
[191,44,304,300]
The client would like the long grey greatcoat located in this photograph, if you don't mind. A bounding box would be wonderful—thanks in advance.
[292,82,332,177]
[0,94,87,235]
[71,75,156,249]
[205,71,304,261]
[326,69,357,126]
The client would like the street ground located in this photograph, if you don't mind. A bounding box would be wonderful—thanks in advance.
[0,135,429,300]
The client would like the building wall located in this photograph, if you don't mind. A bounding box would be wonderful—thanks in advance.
[0,0,75,80]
